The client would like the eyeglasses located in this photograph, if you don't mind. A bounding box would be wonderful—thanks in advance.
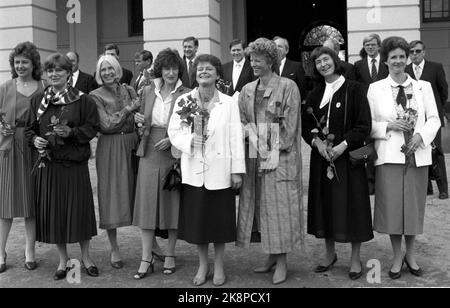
[410,49,423,55]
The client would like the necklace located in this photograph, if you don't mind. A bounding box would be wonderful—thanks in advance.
[16,79,33,87]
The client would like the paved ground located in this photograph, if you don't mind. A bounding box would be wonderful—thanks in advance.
[0,141,449,289]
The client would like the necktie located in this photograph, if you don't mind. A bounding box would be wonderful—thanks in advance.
[396,85,407,109]
[135,73,142,91]
[188,60,194,85]
[371,58,378,81]
[415,65,422,80]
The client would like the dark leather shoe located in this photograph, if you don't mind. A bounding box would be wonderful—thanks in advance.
[0,253,6,274]
[388,270,401,280]
[404,257,423,277]
[349,262,363,280]
[53,268,68,281]
[24,261,38,271]
[111,260,123,269]
[82,261,99,277]
[314,254,337,273]
[439,192,449,200]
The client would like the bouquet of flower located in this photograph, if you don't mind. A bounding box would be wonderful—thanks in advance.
[176,95,210,142]
[308,107,339,181]
[216,78,232,96]
[34,107,68,170]
[396,94,419,173]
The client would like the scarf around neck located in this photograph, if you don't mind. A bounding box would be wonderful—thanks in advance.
[37,84,83,121]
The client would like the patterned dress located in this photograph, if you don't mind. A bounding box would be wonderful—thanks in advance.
[236,75,304,254]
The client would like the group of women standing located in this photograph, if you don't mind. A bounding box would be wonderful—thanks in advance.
[0,35,440,285]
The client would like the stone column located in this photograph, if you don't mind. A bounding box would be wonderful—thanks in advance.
[0,0,57,83]
[347,0,420,63]
[143,0,221,58]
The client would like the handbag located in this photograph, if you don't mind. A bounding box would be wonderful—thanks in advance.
[162,159,182,191]
[342,84,378,166]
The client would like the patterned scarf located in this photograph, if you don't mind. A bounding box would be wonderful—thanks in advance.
[37,84,83,121]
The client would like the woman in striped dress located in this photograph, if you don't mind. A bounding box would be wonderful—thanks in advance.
[0,42,44,273]
[236,38,304,285]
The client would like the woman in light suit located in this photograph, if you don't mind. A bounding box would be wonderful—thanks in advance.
[168,54,245,287]
[367,36,440,279]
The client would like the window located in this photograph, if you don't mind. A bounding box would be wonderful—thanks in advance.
[422,0,450,22]
[301,24,346,76]
[128,0,143,36]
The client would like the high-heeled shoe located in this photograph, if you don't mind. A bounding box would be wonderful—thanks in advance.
[110,254,124,269]
[348,262,363,280]
[133,258,155,280]
[193,267,211,287]
[24,253,37,271]
[404,256,423,277]
[253,261,276,273]
[163,256,176,275]
[388,260,404,280]
[0,253,7,274]
[152,250,165,263]
[314,254,338,273]
[81,261,99,277]
[53,266,70,281]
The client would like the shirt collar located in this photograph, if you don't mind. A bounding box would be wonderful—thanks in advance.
[387,74,414,88]
[414,59,425,70]
[234,58,245,67]
[369,54,380,63]
[154,78,183,94]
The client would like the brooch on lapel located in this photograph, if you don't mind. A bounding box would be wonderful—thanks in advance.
[336,102,342,109]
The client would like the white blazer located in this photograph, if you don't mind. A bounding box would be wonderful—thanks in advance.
[367,75,440,167]
[168,89,246,190]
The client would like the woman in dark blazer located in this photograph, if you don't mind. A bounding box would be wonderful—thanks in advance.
[132,48,190,279]
[302,47,373,280]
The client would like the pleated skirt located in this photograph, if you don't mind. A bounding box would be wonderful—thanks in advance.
[96,132,138,229]
[374,164,428,235]
[0,128,33,219]
[34,161,97,244]
[178,185,236,244]
[133,127,179,230]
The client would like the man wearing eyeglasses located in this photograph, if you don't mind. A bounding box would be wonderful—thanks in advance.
[406,40,449,200]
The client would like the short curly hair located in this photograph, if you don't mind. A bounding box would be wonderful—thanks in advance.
[193,54,223,79]
[246,38,280,72]
[9,41,42,81]
[153,48,185,80]
[380,36,410,64]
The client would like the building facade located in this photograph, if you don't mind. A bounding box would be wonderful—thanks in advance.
[0,0,449,96]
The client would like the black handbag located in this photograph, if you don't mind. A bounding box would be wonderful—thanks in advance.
[343,85,378,166]
[162,160,182,191]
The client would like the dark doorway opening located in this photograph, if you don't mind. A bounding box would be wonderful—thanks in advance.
[246,0,348,70]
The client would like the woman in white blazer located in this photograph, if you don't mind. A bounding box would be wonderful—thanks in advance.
[367,36,440,280]
[168,54,245,287]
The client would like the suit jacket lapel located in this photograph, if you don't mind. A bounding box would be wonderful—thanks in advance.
[236,60,251,92]
[362,58,371,82]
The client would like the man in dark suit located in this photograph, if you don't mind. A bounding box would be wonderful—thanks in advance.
[222,39,255,96]
[180,36,198,89]
[273,36,307,100]
[133,50,154,96]
[352,33,389,195]
[323,38,354,79]
[104,43,133,85]
[406,40,449,200]
[66,51,97,94]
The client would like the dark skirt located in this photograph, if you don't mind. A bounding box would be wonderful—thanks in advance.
[307,152,374,243]
[178,185,236,244]
[34,161,97,244]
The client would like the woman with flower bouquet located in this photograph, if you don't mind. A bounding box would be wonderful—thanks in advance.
[25,53,100,280]
[302,47,373,280]
[132,48,190,279]
[0,42,45,274]
[236,38,303,285]
[168,54,245,286]
[90,55,141,270]
[367,37,440,279]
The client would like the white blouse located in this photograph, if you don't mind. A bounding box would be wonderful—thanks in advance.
[151,78,183,127]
